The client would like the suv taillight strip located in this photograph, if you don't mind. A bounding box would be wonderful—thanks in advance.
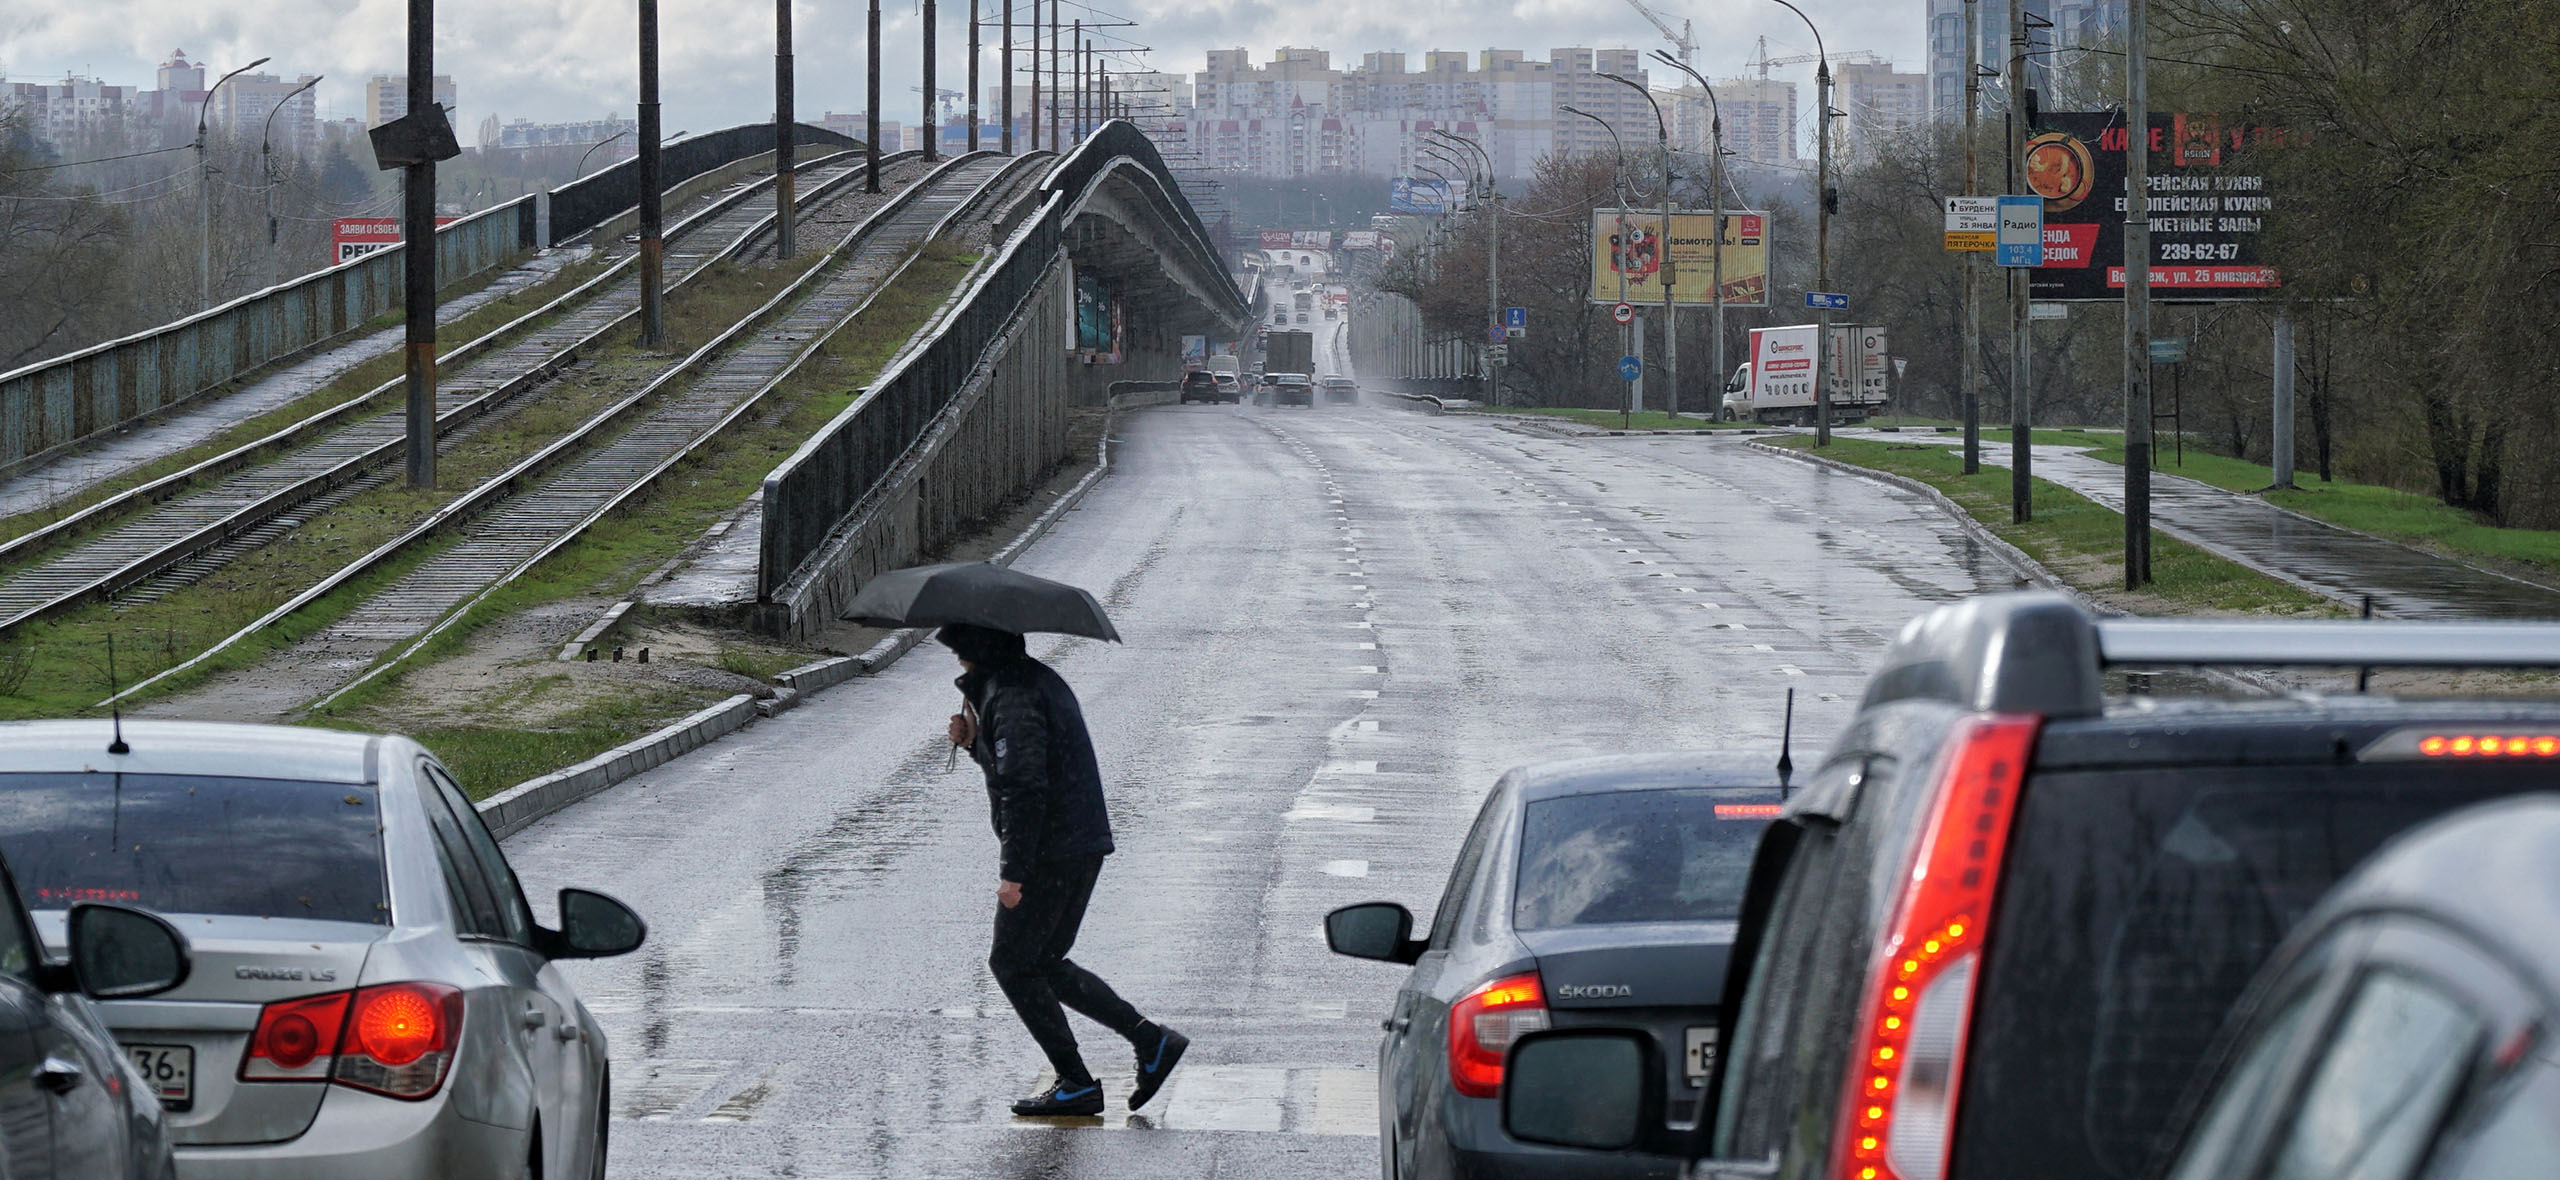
[1834,713,2041,1180]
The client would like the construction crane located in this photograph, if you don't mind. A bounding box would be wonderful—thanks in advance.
[1622,0,1695,66]
[911,85,965,121]
[1745,35,1886,79]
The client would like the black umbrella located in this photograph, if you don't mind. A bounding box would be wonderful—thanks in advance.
[843,562,1122,642]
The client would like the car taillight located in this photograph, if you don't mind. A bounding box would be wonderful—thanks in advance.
[243,992,351,1080]
[1449,971,1547,1099]
[1834,714,2040,1180]
[240,983,464,1100]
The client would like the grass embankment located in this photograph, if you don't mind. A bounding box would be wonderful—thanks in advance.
[0,258,615,549]
[2063,443,2560,581]
[0,256,838,725]
[314,242,981,796]
[1771,435,2339,617]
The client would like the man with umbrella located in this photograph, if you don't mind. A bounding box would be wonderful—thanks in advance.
[850,563,1188,1118]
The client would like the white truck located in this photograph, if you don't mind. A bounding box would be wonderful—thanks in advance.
[1721,324,1891,425]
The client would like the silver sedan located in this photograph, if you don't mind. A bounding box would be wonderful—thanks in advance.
[0,720,645,1180]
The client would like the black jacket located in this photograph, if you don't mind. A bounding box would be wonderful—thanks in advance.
[958,656,1115,881]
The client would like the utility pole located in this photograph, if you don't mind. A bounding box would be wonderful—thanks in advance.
[1813,57,1832,445]
[2008,0,2033,522]
[1961,0,1982,473]
[1001,0,1013,152]
[1048,1,1060,149]
[2122,0,2153,586]
[1028,0,1040,150]
[922,0,939,160]
[638,0,666,350]
[200,56,272,308]
[776,0,796,260]
[399,3,435,486]
[1072,22,1083,138]
[967,0,981,152]
[2272,308,2297,488]
[866,0,882,191]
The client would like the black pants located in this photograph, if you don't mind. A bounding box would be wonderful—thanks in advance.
[989,855,1146,1085]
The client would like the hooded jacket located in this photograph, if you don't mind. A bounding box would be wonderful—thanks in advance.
[957,655,1115,882]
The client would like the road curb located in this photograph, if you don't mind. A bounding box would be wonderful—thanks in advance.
[1748,441,2084,603]
[478,692,758,838]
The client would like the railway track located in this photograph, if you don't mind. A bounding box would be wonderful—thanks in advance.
[0,150,917,634]
[119,151,1023,711]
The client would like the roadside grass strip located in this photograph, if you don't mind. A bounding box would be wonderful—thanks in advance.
[1770,435,2340,618]
[1470,407,1764,431]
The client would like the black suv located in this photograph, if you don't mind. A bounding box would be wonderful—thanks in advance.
[1500,593,2560,1180]
[1179,370,1223,404]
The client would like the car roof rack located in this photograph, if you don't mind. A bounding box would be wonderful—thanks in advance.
[1861,593,2560,720]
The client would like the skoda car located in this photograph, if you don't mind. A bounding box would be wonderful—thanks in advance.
[0,720,648,1180]
[1328,753,1781,1179]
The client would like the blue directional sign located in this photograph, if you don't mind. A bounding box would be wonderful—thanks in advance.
[1504,306,1527,329]
[1996,195,2044,267]
[1617,355,1643,381]
[1804,291,1850,311]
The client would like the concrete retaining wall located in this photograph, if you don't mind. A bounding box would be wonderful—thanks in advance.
[761,257,1075,641]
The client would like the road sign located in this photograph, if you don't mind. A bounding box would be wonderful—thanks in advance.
[2031,301,2069,321]
[1996,195,2044,267]
[1487,325,1507,344]
[1617,355,1643,381]
[1505,326,1525,340]
[1944,196,1997,252]
[1487,344,1510,366]
[1804,291,1850,311]
[1611,302,1636,325]
[2149,337,2190,364]
[1504,306,1527,329]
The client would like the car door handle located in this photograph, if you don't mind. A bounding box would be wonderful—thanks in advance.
[1381,1017,1410,1033]
[555,1022,582,1042]
[521,1007,549,1030]
[35,1057,82,1095]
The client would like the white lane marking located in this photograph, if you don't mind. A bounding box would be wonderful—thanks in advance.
[1160,1068,1287,1132]
[1303,1002,1351,1020]
[1287,804,1377,822]
[1342,665,1382,674]
[1322,760,1381,774]
[1781,665,1807,677]
[1310,1070,1379,1136]
[1345,689,1380,699]
[1355,719,1381,731]
[1318,860,1371,878]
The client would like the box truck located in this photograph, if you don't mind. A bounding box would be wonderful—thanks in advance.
[1265,329,1316,378]
[1721,324,1891,425]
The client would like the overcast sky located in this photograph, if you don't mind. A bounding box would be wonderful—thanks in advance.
[4,0,1925,137]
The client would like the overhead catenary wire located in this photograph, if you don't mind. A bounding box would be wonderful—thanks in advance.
[0,142,193,176]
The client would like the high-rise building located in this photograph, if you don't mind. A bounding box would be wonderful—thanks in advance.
[364,75,457,129]
[1926,0,2118,120]
[1835,61,1927,162]
[216,74,322,157]
[1714,76,1799,170]
[1,76,139,150]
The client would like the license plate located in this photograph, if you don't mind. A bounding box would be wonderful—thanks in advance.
[1684,1027,1720,1084]
[126,1044,193,1111]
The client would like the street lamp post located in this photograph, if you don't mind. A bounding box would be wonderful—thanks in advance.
[1428,130,1499,406]
[1767,0,1834,445]
[1655,51,1729,421]
[776,0,796,260]
[1560,105,1637,421]
[574,130,629,178]
[260,74,322,288]
[1603,72,1674,419]
[198,55,272,306]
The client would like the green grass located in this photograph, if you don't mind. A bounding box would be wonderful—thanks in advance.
[312,242,984,796]
[2061,444,2560,579]
[1473,407,1763,431]
[1773,435,2340,616]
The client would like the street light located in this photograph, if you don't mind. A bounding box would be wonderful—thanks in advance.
[1563,104,1640,424]
[575,130,630,178]
[1766,0,1837,445]
[1653,50,1731,421]
[1424,128,1500,406]
[1601,71,1676,419]
[198,55,272,306]
[260,74,322,287]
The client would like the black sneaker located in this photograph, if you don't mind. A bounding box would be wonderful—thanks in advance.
[1129,1024,1189,1111]
[1011,1079,1105,1117]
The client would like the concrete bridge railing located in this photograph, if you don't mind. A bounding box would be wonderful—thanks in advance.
[0,121,860,482]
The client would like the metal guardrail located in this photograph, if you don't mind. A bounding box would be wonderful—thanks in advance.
[0,121,863,483]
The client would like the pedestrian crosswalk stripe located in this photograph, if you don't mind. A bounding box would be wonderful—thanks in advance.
[1009,1067,1377,1136]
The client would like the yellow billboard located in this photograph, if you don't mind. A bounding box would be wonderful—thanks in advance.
[1589,208,1770,307]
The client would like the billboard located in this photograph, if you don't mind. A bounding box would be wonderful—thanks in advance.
[1389,177,1449,215]
[1258,230,1293,250]
[1588,209,1769,307]
[1340,231,1381,250]
[331,216,453,265]
[1291,230,1333,250]
[2028,111,2290,301]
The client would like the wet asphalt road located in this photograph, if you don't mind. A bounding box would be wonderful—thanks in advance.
[503,399,2042,1179]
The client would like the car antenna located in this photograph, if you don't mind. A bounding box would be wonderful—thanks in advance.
[1776,687,1795,798]
[103,634,128,752]
[2356,595,2375,693]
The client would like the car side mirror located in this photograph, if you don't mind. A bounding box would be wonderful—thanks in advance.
[1325,902,1424,965]
[65,903,191,999]
[544,888,647,959]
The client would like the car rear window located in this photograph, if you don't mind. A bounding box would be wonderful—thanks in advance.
[1956,762,2544,1180]
[1513,789,1775,930]
[0,772,388,925]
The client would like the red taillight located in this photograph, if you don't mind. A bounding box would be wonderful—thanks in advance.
[243,992,350,1080]
[2417,733,2560,758]
[1448,971,1547,1099]
[1834,714,2040,1180]
[240,983,463,1100]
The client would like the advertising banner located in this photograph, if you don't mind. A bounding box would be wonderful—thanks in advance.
[331,216,453,265]
[1340,231,1380,250]
[1258,230,1293,250]
[2028,111,2290,301]
[1075,272,1122,363]
[1291,230,1333,250]
[1389,177,1449,215]
[1588,209,1769,307]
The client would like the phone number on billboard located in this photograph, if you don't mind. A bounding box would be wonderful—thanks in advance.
[2158,242,2243,262]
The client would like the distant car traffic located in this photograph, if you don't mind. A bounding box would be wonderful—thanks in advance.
[1269,374,1316,407]
[1213,373,1243,401]
[1321,376,1359,404]
[1330,753,1781,1180]
[0,720,648,1180]
[0,771,190,1180]
[1179,371,1223,405]
[2161,792,2560,1180]
[1502,594,2560,1180]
